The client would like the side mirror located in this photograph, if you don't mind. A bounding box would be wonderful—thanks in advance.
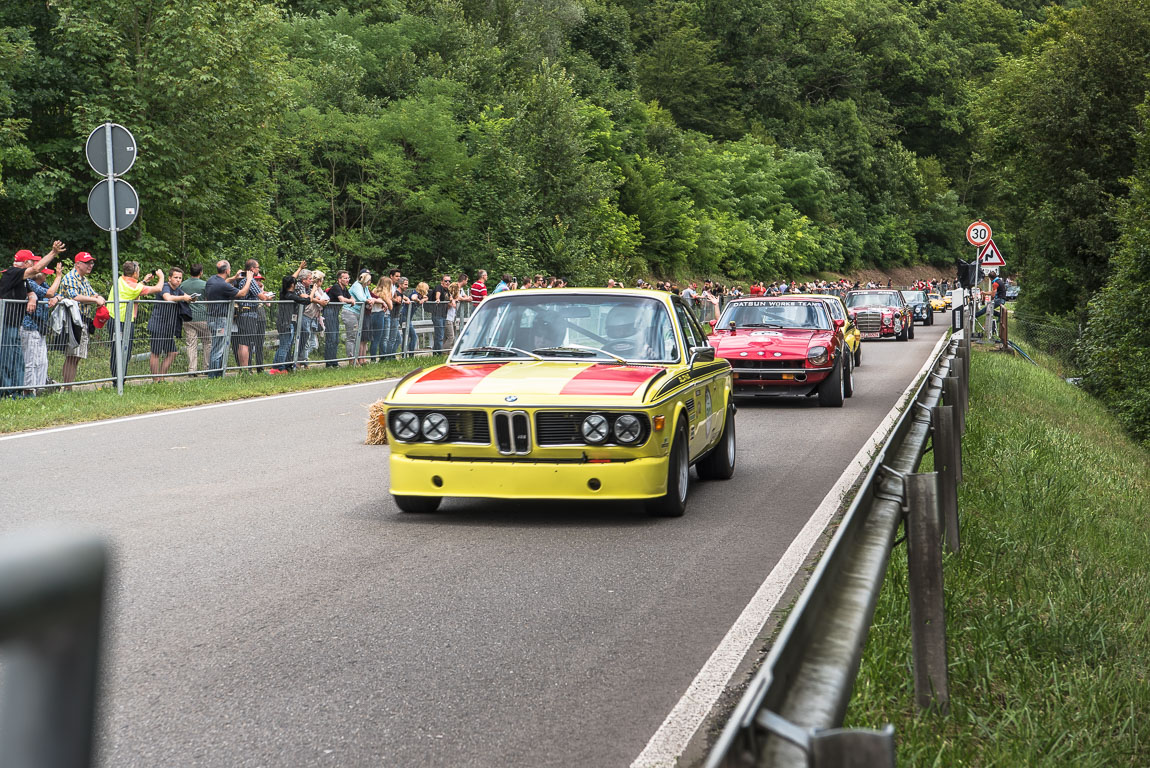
[833,318,845,328]
[707,318,717,328]
[689,345,715,366]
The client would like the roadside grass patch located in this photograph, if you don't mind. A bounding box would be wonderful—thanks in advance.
[0,356,439,435]
[846,346,1150,766]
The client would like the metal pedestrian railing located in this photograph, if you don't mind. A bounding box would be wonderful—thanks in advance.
[0,298,473,395]
[705,298,974,768]
[0,532,109,768]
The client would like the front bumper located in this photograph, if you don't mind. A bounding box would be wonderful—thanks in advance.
[389,453,670,499]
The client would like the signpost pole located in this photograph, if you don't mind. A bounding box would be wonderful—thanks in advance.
[104,123,124,395]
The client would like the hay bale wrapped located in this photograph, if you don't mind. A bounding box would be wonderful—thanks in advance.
[366,399,388,445]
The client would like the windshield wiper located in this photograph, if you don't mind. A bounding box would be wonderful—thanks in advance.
[455,346,541,360]
[739,323,783,328]
[532,345,627,364]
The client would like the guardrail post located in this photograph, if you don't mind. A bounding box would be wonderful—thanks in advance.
[221,300,235,377]
[905,472,950,713]
[931,404,960,552]
[950,355,967,417]
[942,374,964,442]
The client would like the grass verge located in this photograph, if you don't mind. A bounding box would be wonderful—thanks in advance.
[0,356,441,435]
[846,346,1150,766]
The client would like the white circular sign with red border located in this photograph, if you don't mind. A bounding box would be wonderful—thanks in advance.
[966,220,992,247]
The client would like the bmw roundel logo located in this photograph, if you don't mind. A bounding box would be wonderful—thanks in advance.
[505,395,518,402]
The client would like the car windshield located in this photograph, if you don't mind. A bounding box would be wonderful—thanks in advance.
[718,300,832,330]
[901,291,927,302]
[846,292,901,308]
[452,293,679,363]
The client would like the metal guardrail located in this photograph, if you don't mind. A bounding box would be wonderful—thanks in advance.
[0,532,109,768]
[705,299,974,768]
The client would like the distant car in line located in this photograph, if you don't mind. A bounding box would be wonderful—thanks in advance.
[899,290,934,326]
[707,296,853,406]
[927,292,947,312]
[845,290,914,341]
[1005,283,1020,300]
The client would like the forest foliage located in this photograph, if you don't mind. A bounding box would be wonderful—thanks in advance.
[1,0,1148,438]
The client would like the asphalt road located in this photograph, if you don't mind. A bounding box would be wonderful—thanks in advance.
[3,321,948,767]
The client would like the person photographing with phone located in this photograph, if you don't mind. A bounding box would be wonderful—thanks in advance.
[202,259,256,378]
[110,261,165,379]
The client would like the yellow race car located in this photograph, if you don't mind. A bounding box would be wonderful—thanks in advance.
[928,293,946,312]
[380,289,736,517]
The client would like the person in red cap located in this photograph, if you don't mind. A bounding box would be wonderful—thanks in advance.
[59,250,106,389]
[1,242,64,396]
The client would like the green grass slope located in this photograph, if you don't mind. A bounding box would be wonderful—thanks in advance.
[847,346,1150,766]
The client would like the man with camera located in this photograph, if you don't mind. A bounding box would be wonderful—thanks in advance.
[202,259,255,378]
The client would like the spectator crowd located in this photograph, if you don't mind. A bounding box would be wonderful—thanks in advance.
[1,242,957,398]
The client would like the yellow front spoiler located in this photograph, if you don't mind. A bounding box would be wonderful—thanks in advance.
[389,454,669,500]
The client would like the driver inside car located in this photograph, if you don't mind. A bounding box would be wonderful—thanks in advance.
[604,303,642,357]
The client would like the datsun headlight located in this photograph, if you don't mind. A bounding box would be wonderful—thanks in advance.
[613,414,643,444]
[393,411,420,441]
[807,345,829,365]
[422,412,449,442]
[581,413,609,444]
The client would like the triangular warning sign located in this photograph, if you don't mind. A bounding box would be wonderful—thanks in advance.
[979,239,1005,267]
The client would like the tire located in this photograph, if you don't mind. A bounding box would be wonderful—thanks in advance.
[896,318,908,341]
[817,358,845,407]
[393,494,441,513]
[647,422,689,517]
[842,351,854,398]
[854,343,862,368]
[697,404,736,480]
[908,320,915,339]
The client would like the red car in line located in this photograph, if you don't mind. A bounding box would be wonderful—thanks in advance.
[844,290,914,341]
[707,297,853,406]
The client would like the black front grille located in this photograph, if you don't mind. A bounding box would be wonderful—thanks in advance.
[493,410,531,454]
[535,411,651,447]
[731,358,804,369]
[389,409,490,444]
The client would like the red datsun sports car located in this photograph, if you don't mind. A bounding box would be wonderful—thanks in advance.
[844,289,914,341]
[707,296,853,406]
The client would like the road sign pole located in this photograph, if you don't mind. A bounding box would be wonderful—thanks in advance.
[104,122,124,395]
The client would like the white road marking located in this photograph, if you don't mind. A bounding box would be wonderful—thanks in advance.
[0,378,398,442]
[631,330,952,768]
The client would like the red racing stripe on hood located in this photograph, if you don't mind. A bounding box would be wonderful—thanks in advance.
[406,363,505,395]
[559,364,662,396]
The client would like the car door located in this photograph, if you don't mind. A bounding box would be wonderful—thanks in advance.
[672,300,712,458]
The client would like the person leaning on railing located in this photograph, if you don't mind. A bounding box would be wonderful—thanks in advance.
[22,259,62,395]
[181,264,209,375]
[147,266,195,382]
[109,261,165,380]
[429,274,451,353]
[369,274,392,361]
[202,260,255,379]
[2,242,64,396]
[231,258,276,372]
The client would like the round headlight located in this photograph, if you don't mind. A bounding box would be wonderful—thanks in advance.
[581,414,609,444]
[613,414,643,444]
[393,411,420,441]
[807,345,829,365]
[422,412,449,442]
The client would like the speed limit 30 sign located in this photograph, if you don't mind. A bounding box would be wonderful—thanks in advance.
[966,220,992,247]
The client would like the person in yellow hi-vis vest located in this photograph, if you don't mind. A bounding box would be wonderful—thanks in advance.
[110,261,165,379]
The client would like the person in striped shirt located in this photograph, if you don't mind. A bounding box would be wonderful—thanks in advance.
[60,252,106,389]
[470,270,488,303]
